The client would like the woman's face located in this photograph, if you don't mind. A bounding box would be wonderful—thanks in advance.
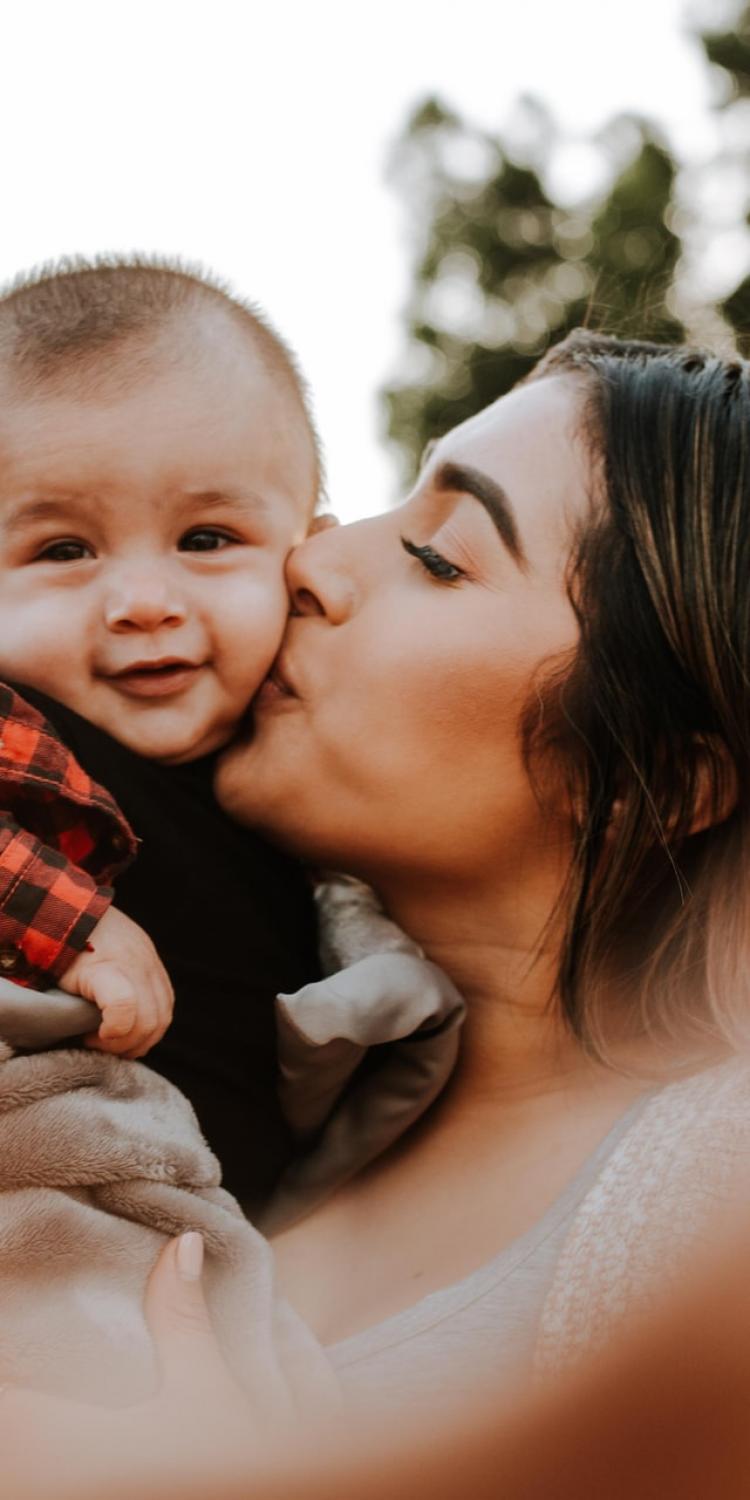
[216,374,592,887]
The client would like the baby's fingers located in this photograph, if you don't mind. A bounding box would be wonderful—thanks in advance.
[120,974,173,1056]
[84,962,140,1035]
[86,1029,154,1058]
[152,967,175,1033]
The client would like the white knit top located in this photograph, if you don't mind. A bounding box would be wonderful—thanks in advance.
[326,1056,750,1414]
[536,1053,750,1372]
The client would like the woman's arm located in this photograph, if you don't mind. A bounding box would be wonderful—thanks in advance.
[3,1218,750,1500]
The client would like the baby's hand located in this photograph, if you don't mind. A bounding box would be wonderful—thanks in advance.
[59,905,174,1059]
[307,511,339,536]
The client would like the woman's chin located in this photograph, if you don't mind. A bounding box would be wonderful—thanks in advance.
[213,721,296,834]
[213,734,259,823]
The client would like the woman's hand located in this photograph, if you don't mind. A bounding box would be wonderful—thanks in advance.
[145,1232,237,1393]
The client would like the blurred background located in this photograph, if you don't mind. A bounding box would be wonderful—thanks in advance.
[3,0,750,518]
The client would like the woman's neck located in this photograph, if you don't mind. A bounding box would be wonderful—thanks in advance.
[373,869,710,1113]
[374,869,591,1105]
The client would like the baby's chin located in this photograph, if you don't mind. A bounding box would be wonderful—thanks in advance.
[102,714,240,766]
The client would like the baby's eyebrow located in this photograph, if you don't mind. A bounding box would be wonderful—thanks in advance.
[1,488,273,537]
[181,488,271,517]
[2,496,94,535]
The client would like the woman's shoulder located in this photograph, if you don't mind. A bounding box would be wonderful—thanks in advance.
[535,1051,750,1374]
[639,1050,750,1141]
[590,1050,750,1179]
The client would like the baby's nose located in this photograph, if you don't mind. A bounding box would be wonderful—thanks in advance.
[104,569,188,632]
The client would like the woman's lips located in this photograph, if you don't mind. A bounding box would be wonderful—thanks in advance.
[107,661,203,699]
[254,658,299,709]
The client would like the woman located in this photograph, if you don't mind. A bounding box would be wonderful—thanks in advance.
[215,329,750,1394]
[6,329,750,1446]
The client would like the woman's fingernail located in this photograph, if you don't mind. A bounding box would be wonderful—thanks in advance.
[176,1231,204,1281]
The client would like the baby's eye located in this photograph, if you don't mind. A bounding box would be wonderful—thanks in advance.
[34,538,94,563]
[179,527,238,553]
[400,536,465,583]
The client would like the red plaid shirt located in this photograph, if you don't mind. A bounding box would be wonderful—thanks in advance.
[0,684,137,987]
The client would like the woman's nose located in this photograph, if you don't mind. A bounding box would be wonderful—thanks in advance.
[285,528,357,624]
[104,566,188,633]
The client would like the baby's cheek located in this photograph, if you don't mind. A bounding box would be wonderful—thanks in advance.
[0,592,68,681]
[218,574,288,695]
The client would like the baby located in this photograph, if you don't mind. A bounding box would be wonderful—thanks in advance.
[0,258,323,1205]
[0,260,466,1405]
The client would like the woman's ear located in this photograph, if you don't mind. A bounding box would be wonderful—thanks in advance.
[606,735,738,843]
[687,734,738,835]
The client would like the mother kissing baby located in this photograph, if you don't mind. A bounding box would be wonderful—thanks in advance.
[0,259,749,1432]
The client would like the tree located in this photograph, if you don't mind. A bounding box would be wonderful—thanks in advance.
[698,2,750,348]
[382,99,685,484]
[701,4,750,98]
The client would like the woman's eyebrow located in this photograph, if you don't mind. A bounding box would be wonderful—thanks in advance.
[432,461,528,569]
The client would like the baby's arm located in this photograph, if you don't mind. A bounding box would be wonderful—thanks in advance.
[60,904,174,1059]
[0,684,172,1056]
[0,811,173,1058]
[0,810,113,986]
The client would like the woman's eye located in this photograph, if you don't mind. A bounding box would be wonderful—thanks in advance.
[34,539,94,563]
[179,528,237,553]
[400,536,465,583]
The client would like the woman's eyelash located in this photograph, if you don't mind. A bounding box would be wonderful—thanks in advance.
[400,536,465,583]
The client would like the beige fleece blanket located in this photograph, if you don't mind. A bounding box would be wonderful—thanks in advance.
[0,985,334,1409]
[0,920,464,1409]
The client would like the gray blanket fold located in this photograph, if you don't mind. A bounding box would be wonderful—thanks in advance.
[265,953,465,1233]
[0,985,99,1054]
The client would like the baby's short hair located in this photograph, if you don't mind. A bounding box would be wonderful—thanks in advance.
[0,255,324,499]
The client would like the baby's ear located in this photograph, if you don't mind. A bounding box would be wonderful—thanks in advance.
[307,512,339,538]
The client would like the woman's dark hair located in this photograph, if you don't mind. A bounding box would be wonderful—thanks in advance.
[523,329,750,1056]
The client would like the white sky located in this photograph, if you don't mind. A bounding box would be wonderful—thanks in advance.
[1,0,729,520]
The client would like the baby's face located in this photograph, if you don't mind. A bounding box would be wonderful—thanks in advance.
[0,319,315,762]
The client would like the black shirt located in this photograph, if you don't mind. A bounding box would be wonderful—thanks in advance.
[11,683,320,1208]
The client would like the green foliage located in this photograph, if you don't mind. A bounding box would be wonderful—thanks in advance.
[722,273,750,346]
[382,1,750,483]
[702,5,750,98]
[383,101,684,484]
[586,140,682,334]
[699,2,750,351]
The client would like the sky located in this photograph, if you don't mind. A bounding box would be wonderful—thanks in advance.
[1,0,732,521]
